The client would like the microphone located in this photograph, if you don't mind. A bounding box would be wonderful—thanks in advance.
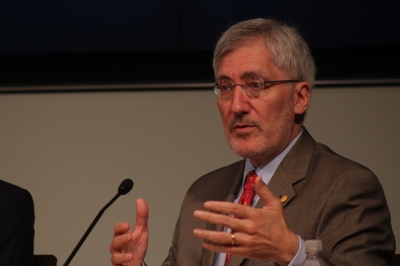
[118,178,134,195]
[63,178,134,266]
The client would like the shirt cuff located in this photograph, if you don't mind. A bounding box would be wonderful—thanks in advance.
[288,235,306,266]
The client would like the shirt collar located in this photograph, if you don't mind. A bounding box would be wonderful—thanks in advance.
[244,128,303,186]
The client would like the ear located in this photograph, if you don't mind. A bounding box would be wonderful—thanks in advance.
[293,82,311,115]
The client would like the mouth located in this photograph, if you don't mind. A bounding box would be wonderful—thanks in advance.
[231,123,257,134]
[233,123,255,128]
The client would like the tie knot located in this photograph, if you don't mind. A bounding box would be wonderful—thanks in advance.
[244,170,257,186]
[238,170,257,206]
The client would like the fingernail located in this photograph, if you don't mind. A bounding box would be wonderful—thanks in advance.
[204,201,211,208]
[194,210,202,217]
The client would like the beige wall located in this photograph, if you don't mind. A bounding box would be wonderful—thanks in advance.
[0,86,399,265]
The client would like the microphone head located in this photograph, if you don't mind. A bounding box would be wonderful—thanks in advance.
[118,179,134,195]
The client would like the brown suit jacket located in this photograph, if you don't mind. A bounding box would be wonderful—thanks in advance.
[162,128,395,265]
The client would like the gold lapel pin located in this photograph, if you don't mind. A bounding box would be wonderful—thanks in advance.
[280,195,288,203]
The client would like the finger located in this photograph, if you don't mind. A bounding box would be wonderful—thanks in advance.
[135,198,149,227]
[194,229,247,256]
[111,252,133,265]
[131,198,149,245]
[113,222,131,238]
[254,176,280,208]
[202,239,244,255]
[194,209,254,236]
[110,232,133,252]
[202,200,256,219]
[194,209,237,226]
[193,228,235,246]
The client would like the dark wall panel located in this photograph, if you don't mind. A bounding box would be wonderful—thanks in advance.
[1,1,400,54]
[1,1,399,89]
[0,1,178,53]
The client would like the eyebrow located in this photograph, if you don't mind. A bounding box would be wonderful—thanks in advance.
[240,70,269,80]
[215,74,231,81]
[215,71,269,82]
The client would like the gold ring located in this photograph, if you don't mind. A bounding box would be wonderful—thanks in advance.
[231,233,235,245]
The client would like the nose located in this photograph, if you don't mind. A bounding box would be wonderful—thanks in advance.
[229,85,251,114]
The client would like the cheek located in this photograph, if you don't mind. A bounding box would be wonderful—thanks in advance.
[262,93,291,113]
[254,99,289,125]
[217,102,229,124]
[254,100,274,117]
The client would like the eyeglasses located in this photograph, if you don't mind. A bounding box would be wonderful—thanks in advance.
[214,77,300,100]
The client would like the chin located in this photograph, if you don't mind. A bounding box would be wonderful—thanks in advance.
[228,135,279,160]
[229,140,263,158]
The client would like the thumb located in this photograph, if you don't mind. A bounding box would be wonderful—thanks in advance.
[254,176,280,208]
[135,198,149,227]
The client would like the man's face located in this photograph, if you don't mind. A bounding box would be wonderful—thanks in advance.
[216,38,303,167]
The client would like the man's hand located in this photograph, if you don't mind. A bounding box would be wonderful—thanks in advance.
[193,176,298,266]
[110,198,149,266]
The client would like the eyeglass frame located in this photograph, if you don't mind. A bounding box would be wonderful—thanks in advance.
[213,78,301,100]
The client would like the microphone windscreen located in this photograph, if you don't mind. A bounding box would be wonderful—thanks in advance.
[118,179,134,195]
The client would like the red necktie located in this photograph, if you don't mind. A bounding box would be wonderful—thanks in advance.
[224,170,257,265]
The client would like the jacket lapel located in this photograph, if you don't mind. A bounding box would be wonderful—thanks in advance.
[263,128,316,208]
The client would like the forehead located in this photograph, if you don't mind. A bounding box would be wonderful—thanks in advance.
[216,39,284,81]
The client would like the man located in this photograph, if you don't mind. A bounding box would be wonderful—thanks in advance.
[110,18,395,265]
[0,180,35,265]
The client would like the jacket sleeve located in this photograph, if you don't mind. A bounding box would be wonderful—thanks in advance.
[317,168,395,265]
[0,188,35,266]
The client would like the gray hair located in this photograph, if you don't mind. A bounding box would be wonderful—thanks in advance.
[213,18,316,88]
